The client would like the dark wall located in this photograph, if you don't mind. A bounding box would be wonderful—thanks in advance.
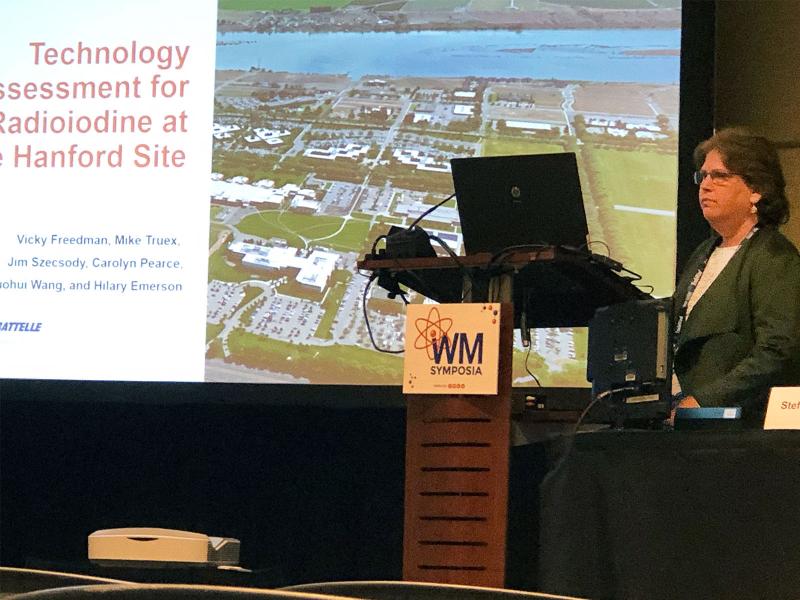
[0,393,406,585]
[714,0,800,247]
[676,0,716,277]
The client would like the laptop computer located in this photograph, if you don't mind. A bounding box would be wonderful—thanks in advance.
[450,152,589,255]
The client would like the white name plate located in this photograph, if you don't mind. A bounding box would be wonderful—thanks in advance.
[764,387,800,430]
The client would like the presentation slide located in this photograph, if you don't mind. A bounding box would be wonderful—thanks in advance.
[1,0,681,386]
[0,0,217,381]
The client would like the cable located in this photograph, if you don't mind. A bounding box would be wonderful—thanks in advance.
[547,385,641,477]
[488,243,550,270]
[370,233,389,255]
[407,192,456,231]
[523,340,541,387]
[586,239,611,256]
[573,397,601,435]
[619,265,643,281]
[580,385,641,432]
[361,274,404,354]
[427,234,475,302]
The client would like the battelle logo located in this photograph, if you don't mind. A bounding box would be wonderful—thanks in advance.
[0,321,43,332]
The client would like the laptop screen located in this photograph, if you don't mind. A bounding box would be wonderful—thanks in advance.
[451,153,589,255]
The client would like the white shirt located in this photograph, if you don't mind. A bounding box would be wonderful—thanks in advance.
[673,244,741,395]
[685,244,741,317]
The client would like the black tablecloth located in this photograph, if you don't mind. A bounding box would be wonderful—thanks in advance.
[538,430,800,600]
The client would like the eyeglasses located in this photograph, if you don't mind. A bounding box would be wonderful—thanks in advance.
[693,169,739,185]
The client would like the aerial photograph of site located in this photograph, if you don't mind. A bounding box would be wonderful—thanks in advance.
[205,0,681,386]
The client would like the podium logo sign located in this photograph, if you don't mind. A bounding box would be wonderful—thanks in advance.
[403,303,501,395]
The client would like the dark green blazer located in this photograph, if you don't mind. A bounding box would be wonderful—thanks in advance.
[673,227,800,418]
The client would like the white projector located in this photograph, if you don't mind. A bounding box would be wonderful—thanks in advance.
[88,527,240,567]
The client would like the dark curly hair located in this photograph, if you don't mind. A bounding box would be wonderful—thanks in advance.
[694,127,789,227]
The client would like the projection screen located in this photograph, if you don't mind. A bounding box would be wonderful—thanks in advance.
[0,0,682,386]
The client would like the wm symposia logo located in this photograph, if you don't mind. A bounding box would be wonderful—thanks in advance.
[413,306,485,375]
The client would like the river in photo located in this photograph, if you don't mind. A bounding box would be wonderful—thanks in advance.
[216,28,681,83]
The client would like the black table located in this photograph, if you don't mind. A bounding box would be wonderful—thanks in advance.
[538,430,800,600]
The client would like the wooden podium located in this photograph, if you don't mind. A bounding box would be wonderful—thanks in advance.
[358,247,645,587]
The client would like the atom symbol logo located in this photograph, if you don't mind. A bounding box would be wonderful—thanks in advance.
[414,306,453,360]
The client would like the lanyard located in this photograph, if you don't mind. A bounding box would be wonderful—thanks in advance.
[673,226,759,343]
